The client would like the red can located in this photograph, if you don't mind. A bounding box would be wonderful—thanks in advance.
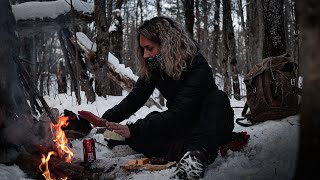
[83,138,96,162]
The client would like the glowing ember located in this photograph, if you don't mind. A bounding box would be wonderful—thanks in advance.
[39,151,56,180]
[50,116,74,163]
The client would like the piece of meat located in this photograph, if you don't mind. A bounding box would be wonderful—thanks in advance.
[78,111,107,127]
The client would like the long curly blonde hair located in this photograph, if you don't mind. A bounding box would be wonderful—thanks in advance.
[136,16,199,80]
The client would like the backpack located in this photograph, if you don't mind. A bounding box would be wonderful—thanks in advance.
[236,53,300,127]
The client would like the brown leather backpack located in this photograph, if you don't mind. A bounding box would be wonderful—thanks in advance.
[236,53,300,127]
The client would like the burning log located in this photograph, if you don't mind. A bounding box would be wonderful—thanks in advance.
[15,153,100,179]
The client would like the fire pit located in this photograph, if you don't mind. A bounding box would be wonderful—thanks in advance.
[14,115,100,179]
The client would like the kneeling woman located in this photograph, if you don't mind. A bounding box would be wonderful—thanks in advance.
[79,16,234,179]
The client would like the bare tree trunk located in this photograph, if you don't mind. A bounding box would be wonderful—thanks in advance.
[38,34,45,96]
[183,0,195,37]
[155,0,165,106]
[222,30,231,95]
[295,0,320,178]
[46,62,51,96]
[156,0,161,16]
[292,0,300,78]
[37,33,54,97]
[247,0,264,66]
[222,56,231,95]
[262,0,286,58]
[68,1,81,104]
[110,0,124,61]
[195,0,200,42]
[202,0,209,59]
[31,36,37,89]
[138,0,143,23]
[78,61,96,103]
[94,0,111,97]
[57,29,80,102]
[228,0,241,100]
[135,0,139,28]
[57,61,67,93]
[109,0,124,96]
[123,1,133,71]
[236,0,249,74]
[221,0,231,96]
[176,0,182,23]
[106,0,113,29]
[284,0,293,55]
[39,71,45,95]
[223,0,240,99]
[211,0,221,75]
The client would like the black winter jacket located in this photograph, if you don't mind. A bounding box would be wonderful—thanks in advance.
[102,53,218,143]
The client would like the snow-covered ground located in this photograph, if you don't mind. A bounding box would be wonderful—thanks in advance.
[0,90,299,180]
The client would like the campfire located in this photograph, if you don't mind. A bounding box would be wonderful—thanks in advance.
[13,111,99,180]
[38,115,73,180]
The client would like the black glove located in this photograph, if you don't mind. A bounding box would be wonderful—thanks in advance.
[62,109,93,136]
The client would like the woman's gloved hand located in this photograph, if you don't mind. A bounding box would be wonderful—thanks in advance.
[105,122,131,138]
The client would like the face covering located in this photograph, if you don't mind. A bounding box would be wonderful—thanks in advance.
[146,54,161,71]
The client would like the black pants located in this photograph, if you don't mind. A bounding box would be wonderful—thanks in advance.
[127,90,234,164]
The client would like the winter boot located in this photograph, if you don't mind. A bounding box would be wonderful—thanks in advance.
[170,150,207,180]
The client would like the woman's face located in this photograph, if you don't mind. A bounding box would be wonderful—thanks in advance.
[139,35,160,59]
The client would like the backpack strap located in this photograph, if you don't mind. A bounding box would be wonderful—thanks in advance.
[236,117,254,127]
[236,102,255,127]
[241,102,249,117]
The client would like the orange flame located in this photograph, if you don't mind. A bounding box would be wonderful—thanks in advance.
[39,116,73,179]
[39,151,56,180]
[50,116,74,163]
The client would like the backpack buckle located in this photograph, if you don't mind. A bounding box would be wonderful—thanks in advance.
[291,79,296,86]
[252,87,256,93]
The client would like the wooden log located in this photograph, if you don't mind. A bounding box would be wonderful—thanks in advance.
[121,161,176,171]
[137,158,150,165]
[144,161,176,171]
[15,153,100,179]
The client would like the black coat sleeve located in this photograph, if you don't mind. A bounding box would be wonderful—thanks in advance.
[102,77,155,123]
[128,57,215,142]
